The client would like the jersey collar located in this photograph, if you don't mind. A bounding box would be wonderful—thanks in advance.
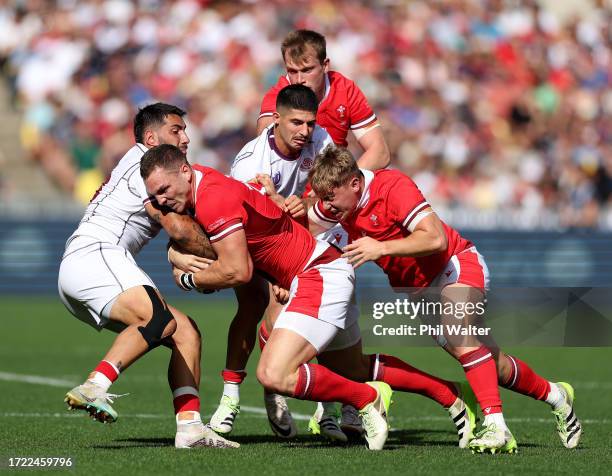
[319,73,331,105]
[192,169,203,211]
[356,169,375,209]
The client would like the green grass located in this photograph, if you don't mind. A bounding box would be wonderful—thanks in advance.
[1,296,611,475]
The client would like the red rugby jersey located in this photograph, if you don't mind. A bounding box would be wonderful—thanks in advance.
[192,165,318,289]
[259,71,376,147]
[311,169,472,288]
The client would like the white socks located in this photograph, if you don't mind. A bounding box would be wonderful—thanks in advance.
[223,382,240,401]
[483,412,508,431]
[545,382,564,409]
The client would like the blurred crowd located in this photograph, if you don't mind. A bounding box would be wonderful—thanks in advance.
[0,0,610,228]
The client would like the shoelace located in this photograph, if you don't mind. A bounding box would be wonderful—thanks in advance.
[102,392,129,404]
[473,423,497,440]
[360,410,377,437]
[552,407,569,434]
[220,396,240,414]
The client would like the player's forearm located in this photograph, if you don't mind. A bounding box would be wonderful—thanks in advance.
[381,230,447,258]
[192,261,252,289]
[163,215,216,260]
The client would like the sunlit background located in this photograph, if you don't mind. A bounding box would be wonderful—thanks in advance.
[0,0,610,293]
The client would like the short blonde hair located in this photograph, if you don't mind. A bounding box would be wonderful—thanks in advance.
[309,145,361,197]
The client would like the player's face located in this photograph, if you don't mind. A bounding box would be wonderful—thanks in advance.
[284,48,329,101]
[153,114,190,155]
[321,176,362,221]
[274,108,317,154]
[144,164,193,213]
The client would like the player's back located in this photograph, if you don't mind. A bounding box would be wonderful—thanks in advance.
[71,144,161,256]
[193,166,316,289]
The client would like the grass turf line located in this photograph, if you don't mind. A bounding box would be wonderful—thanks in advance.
[0,296,610,475]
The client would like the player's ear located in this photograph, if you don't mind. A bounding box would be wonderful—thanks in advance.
[144,128,158,148]
[322,58,330,74]
[273,111,281,126]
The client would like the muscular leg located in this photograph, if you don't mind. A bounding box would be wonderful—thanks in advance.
[165,307,201,392]
[318,340,458,407]
[102,285,177,371]
[225,275,270,371]
[65,285,177,423]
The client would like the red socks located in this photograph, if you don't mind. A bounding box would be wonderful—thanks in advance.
[458,346,502,414]
[293,363,376,409]
[94,360,119,382]
[370,354,457,408]
[173,386,200,414]
[501,355,550,401]
[221,369,247,384]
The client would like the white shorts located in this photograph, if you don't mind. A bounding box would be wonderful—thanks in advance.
[273,240,360,352]
[58,235,156,331]
[275,313,361,353]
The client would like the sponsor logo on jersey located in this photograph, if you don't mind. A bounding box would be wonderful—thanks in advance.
[370,214,379,226]
[208,217,229,231]
[300,157,314,171]
[273,171,281,185]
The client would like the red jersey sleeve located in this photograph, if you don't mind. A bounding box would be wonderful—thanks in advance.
[307,200,339,231]
[385,175,431,232]
[195,182,246,243]
[347,80,377,130]
[259,76,290,118]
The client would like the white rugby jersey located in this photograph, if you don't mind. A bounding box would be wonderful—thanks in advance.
[230,124,333,198]
[70,144,161,256]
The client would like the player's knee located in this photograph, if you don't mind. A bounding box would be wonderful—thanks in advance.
[137,285,176,350]
[172,315,202,347]
[256,362,287,393]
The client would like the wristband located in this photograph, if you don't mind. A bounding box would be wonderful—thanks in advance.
[179,273,196,291]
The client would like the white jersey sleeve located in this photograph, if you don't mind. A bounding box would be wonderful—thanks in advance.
[70,144,162,256]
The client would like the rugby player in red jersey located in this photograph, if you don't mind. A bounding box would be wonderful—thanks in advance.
[307,146,582,453]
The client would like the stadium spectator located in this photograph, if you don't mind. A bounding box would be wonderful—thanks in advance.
[0,0,609,228]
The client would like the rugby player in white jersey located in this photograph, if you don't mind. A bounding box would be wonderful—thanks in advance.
[58,103,238,449]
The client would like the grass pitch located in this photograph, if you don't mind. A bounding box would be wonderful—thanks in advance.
[1,296,611,475]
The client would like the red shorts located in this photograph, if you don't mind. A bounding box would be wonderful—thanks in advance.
[431,246,490,292]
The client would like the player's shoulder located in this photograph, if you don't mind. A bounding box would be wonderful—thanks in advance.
[237,127,270,157]
[232,128,270,169]
[373,169,416,192]
[312,124,333,146]
[328,71,359,93]
[115,144,146,170]
[265,76,290,96]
